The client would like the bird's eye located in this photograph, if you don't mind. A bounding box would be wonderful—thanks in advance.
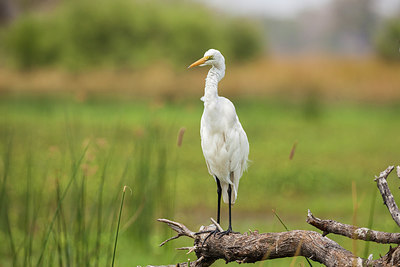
[207,55,214,61]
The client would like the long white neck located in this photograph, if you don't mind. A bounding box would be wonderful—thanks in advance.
[203,65,225,103]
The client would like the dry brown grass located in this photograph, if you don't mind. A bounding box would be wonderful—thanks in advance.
[225,56,400,103]
[1,57,399,103]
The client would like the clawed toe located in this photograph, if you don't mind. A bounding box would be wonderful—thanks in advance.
[217,227,239,239]
[194,230,213,235]
[195,229,220,246]
[195,226,240,244]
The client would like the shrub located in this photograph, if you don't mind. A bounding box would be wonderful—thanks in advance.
[375,18,400,62]
[1,0,264,70]
[223,20,264,62]
[1,15,61,69]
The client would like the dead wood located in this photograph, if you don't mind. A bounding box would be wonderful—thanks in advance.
[307,210,400,244]
[155,218,367,267]
[149,166,400,266]
[374,166,400,227]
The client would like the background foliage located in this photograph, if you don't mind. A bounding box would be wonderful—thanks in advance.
[1,0,263,70]
[375,18,400,61]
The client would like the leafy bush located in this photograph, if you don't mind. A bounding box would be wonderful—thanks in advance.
[375,18,400,61]
[1,15,61,69]
[1,0,263,70]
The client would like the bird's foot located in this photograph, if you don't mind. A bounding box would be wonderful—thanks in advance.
[195,229,220,246]
[217,226,239,239]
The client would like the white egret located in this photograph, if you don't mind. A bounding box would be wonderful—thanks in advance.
[188,49,249,236]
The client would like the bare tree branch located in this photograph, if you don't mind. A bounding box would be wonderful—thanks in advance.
[307,210,400,244]
[374,166,400,227]
[157,219,196,246]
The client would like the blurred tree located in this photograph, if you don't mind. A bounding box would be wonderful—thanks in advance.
[375,18,400,61]
[1,0,263,70]
[224,20,264,62]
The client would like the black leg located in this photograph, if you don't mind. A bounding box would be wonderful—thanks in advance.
[216,178,222,224]
[218,184,239,238]
[194,177,222,245]
[227,184,232,231]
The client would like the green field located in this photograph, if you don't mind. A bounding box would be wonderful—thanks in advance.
[1,94,400,266]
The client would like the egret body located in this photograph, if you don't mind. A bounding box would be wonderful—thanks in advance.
[189,49,249,235]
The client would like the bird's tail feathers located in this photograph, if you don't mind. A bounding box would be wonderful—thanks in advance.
[243,158,251,172]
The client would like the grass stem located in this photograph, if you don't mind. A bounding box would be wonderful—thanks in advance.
[272,209,289,231]
[111,186,131,267]
[36,144,89,266]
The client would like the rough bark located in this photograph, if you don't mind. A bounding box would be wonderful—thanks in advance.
[149,166,400,266]
[155,219,367,267]
[153,218,400,267]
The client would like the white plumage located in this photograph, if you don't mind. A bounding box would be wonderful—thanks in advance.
[201,94,249,204]
[189,49,249,232]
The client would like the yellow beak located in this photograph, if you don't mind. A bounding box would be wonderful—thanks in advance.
[188,56,210,69]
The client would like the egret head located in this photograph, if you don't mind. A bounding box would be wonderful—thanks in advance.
[188,49,225,70]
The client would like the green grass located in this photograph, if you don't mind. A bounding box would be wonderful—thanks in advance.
[1,94,400,266]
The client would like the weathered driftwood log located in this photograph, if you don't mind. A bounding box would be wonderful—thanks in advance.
[150,166,400,266]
